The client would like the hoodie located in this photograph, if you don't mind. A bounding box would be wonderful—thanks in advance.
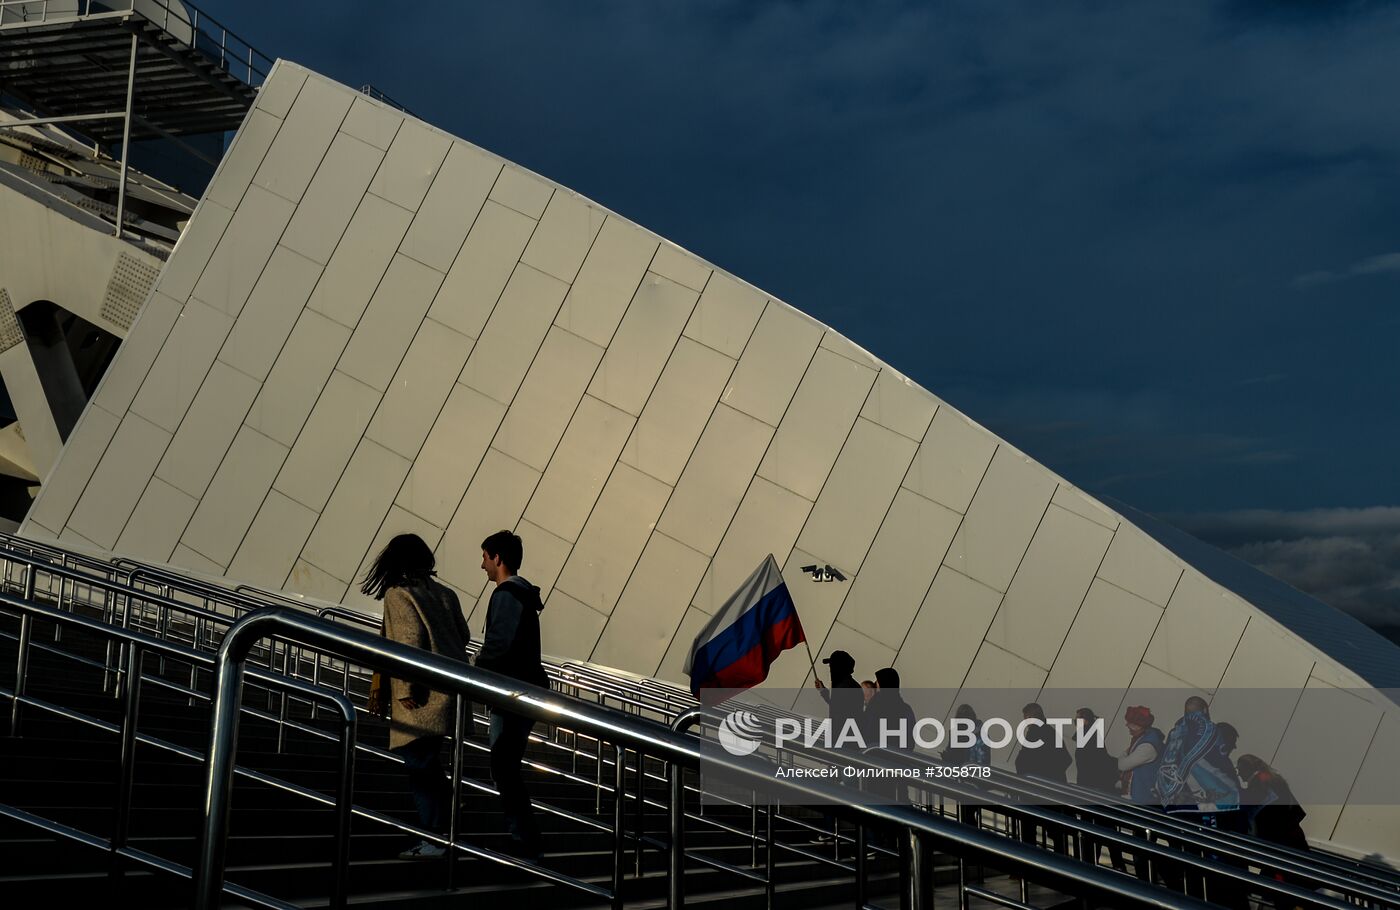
[475,575,549,688]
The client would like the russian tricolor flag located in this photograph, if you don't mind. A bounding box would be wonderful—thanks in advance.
[685,555,806,705]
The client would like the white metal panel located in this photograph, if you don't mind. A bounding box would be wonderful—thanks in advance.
[489,165,553,219]
[180,426,288,567]
[655,605,711,685]
[758,350,877,502]
[285,558,349,603]
[657,404,774,556]
[243,308,352,447]
[280,132,385,265]
[305,193,415,329]
[154,360,260,497]
[337,254,446,392]
[650,243,712,292]
[227,490,319,590]
[301,439,412,583]
[1210,620,1318,760]
[539,589,609,661]
[902,407,997,514]
[493,327,604,471]
[521,190,607,284]
[92,291,182,417]
[171,545,227,578]
[1051,484,1120,531]
[367,119,452,211]
[252,75,353,203]
[1272,682,1382,837]
[400,143,502,272]
[217,245,323,381]
[67,413,170,548]
[721,302,824,427]
[983,505,1114,670]
[835,487,961,651]
[901,566,1004,690]
[554,216,658,347]
[1043,579,1161,691]
[155,200,232,302]
[619,337,735,486]
[0,346,60,477]
[957,642,1050,764]
[1097,525,1185,608]
[794,418,916,574]
[588,272,699,417]
[273,371,381,511]
[692,476,812,616]
[1330,712,1400,858]
[191,185,296,318]
[514,519,571,601]
[364,318,473,460]
[860,369,939,443]
[130,298,235,433]
[458,264,569,405]
[206,108,280,210]
[523,395,635,543]
[682,270,765,359]
[819,331,882,371]
[943,447,1055,593]
[1143,570,1251,692]
[396,383,505,528]
[555,462,672,615]
[25,405,120,534]
[435,448,540,596]
[427,201,537,341]
[339,95,402,150]
[593,532,709,676]
[113,477,197,564]
[252,64,305,119]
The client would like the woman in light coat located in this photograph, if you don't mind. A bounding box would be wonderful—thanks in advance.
[364,533,471,860]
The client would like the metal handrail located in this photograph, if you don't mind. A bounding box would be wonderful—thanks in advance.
[0,590,354,909]
[198,608,1211,910]
[6,535,1399,904]
[0,0,274,86]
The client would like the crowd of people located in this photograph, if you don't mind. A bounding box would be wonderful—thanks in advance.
[811,651,1309,855]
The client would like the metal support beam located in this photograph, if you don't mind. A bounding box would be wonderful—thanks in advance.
[0,111,125,130]
[114,29,138,239]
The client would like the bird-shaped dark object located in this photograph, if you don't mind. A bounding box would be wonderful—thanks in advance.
[799,564,846,582]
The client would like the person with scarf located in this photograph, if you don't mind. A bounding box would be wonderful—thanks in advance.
[1117,705,1165,805]
[1154,696,1241,828]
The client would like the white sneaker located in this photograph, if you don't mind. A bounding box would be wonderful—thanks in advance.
[398,840,447,860]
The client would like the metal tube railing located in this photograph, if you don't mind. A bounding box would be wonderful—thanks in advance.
[195,608,1210,910]
[4,533,1397,906]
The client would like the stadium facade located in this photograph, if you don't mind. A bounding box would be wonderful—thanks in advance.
[11,60,1400,861]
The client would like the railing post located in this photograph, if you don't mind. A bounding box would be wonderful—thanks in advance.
[9,611,31,736]
[668,761,684,909]
[764,801,775,910]
[446,695,464,891]
[634,750,645,875]
[905,829,933,910]
[111,643,141,875]
[194,638,248,908]
[612,744,625,910]
[114,29,137,239]
[330,692,356,910]
[856,824,868,909]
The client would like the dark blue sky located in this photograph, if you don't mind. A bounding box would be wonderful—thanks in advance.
[201,1,1400,631]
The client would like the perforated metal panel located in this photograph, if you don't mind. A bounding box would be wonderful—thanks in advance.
[0,289,22,353]
[100,252,160,331]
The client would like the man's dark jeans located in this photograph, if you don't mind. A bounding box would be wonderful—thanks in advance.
[489,711,540,851]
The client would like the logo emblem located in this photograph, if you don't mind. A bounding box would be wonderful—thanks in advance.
[718,710,766,756]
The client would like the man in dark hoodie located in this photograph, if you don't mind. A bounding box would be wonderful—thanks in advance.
[477,530,548,860]
[813,649,863,739]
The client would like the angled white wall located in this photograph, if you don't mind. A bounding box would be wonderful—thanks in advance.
[22,61,1400,861]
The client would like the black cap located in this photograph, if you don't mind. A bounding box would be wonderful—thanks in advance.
[822,650,855,672]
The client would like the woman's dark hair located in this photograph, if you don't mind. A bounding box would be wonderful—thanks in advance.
[360,533,436,600]
[1022,702,1047,722]
[955,703,979,722]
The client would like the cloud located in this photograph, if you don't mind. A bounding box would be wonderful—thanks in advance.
[1169,507,1400,638]
[1293,251,1400,287]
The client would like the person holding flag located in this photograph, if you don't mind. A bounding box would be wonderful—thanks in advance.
[685,555,808,704]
